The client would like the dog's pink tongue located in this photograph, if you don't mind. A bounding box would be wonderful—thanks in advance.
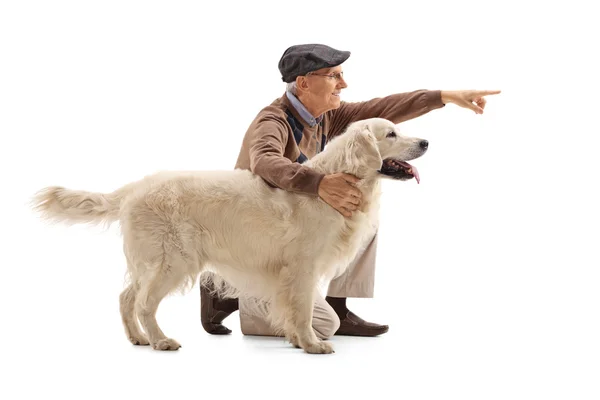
[397,160,420,184]
[411,164,420,184]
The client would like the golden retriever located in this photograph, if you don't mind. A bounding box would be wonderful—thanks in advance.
[31,117,428,354]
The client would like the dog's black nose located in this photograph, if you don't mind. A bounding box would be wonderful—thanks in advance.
[420,140,429,149]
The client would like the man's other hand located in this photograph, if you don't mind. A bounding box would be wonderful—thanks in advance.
[317,173,362,218]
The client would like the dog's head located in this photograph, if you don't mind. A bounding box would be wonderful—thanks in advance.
[343,118,429,183]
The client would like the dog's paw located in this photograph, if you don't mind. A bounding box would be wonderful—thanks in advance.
[303,340,334,354]
[152,338,181,351]
[286,333,301,349]
[129,336,150,346]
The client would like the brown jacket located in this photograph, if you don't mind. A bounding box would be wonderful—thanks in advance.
[234,90,445,195]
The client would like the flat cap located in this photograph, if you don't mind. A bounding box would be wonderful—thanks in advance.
[278,44,351,83]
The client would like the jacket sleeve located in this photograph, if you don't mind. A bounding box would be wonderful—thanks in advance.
[327,89,445,140]
[248,117,325,196]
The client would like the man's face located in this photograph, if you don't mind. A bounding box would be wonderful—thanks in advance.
[303,65,348,115]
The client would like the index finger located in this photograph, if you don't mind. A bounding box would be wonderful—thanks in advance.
[342,173,361,184]
[474,90,501,96]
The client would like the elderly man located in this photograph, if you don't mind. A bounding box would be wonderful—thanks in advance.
[200,44,500,339]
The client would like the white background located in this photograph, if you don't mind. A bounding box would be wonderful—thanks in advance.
[1,1,599,399]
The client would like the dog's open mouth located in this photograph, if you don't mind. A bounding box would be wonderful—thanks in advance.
[378,158,420,183]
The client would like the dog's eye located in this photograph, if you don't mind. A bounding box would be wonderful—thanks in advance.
[387,131,396,138]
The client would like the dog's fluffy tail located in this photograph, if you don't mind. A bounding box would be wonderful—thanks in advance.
[31,184,131,227]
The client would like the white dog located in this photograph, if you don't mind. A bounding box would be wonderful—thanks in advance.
[32,117,428,354]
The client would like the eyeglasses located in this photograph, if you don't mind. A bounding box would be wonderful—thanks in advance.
[308,71,345,81]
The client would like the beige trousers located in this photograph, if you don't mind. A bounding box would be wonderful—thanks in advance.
[239,232,379,339]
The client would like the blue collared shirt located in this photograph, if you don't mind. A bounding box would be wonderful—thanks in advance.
[285,91,323,127]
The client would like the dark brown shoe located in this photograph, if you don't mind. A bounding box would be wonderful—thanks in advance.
[325,296,389,337]
[200,282,239,335]
[335,310,389,337]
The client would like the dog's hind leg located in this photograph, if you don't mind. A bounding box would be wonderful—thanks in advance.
[119,282,149,345]
[135,266,184,351]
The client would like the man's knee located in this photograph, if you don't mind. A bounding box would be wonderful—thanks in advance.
[314,309,341,340]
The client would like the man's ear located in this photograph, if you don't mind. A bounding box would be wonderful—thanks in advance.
[296,76,309,92]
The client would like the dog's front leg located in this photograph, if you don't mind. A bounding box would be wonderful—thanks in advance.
[285,270,334,355]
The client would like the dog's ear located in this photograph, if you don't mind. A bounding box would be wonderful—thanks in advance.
[348,126,383,171]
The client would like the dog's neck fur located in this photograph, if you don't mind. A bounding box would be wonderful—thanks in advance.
[304,132,382,213]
